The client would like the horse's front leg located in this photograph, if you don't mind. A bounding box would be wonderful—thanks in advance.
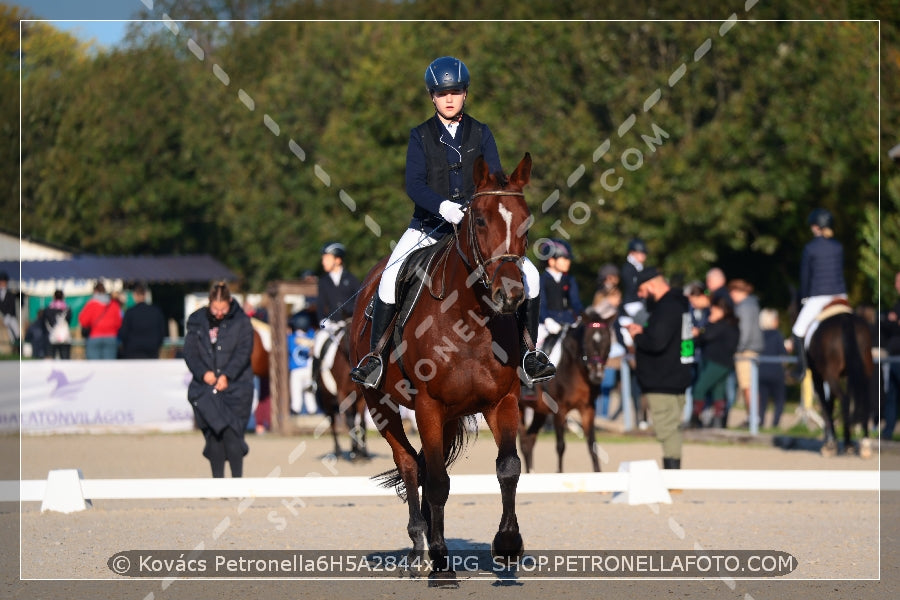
[329,412,342,458]
[813,375,838,457]
[580,399,601,472]
[836,382,856,455]
[553,410,567,473]
[519,408,546,473]
[416,404,452,573]
[484,392,524,562]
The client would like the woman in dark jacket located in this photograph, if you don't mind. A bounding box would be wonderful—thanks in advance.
[691,295,740,427]
[183,281,254,478]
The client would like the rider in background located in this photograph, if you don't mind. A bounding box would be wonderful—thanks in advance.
[620,238,649,326]
[537,239,584,368]
[351,56,555,388]
[789,208,847,381]
[312,242,360,387]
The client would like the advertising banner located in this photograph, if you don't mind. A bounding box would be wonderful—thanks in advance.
[8,360,196,433]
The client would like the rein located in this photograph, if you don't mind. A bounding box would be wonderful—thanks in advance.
[456,189,526,289]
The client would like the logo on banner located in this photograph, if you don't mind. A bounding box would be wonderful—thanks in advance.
[47,369,93,399]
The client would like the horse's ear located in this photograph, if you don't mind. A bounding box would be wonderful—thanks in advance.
[473,155,491,188]
[509,152,532,188]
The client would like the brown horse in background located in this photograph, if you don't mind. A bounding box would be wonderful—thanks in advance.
[250,320,272,432]
[316,322,370,460]
[519,307,614,473]
[350,154,534,576]
[807,309,874,457]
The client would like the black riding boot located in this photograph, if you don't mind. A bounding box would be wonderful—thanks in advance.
[789,334,807,381]
[350,297,396,389]
[518,297,556,384]
[662,457,681,469]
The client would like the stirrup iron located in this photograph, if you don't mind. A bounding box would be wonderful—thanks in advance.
[351,352,385,389]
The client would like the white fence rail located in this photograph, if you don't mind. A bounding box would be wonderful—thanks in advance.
[3,468,894,513]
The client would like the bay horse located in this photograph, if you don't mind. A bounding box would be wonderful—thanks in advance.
[316,322,370,460]
[250,319,272,432]
[806,307,874,457]
[349,153,534,576]
[518,307,614,473]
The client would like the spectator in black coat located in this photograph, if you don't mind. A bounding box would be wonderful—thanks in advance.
[690,295,740,428]
[183,282,254,478]
[625,267,694,469]
[758,308,788,428]
[882,271,900,439]
[119,283,167,359]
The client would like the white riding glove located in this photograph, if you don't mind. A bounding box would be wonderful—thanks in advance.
[438,200,465,225]
[544,318,562,335]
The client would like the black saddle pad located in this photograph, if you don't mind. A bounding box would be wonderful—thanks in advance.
[365,235,453,328]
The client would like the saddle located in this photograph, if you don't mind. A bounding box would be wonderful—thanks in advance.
[816,298,853,322]
[363,234,454,342]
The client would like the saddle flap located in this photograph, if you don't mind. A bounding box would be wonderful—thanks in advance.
[394,235,454,328]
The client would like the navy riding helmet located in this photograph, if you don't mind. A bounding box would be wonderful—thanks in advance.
[627,238,648,254]
[807,208,835,229]
[321,242,346,259]
[539,239,574,261]
[424,56,470,93]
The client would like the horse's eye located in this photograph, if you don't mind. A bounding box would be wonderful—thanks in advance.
[475,217,487,227]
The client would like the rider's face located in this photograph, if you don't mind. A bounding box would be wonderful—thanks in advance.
[549,256,571,274]
[432,89,466,121]
[321,253,338,273]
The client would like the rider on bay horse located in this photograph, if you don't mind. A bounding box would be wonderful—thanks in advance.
[789,207,848,380]
[536,239,584,368]
[350,56,556,389]
[312,242,360,391]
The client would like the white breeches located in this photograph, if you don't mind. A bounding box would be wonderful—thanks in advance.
[792,293,847,339]
[377,227,539,304]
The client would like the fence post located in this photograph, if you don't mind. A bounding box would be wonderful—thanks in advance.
[621,358,634,432]
[749,355,759,435]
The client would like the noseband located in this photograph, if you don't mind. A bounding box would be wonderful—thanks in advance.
[457,189,526,289]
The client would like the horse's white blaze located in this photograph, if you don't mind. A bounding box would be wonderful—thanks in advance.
[498,202,513,252]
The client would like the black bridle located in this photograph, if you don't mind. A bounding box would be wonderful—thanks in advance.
[455,189,527,290]
[581,320,609,368]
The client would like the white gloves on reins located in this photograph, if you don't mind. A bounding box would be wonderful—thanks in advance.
[439,200,465,225]
[544,318,562,335]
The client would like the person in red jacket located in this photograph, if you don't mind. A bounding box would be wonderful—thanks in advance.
[78,282,123,359]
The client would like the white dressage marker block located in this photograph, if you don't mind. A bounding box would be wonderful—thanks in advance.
[611,460,672,505]
[41,469,91,513]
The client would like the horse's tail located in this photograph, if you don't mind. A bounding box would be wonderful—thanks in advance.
[842,314,870,426]
[372,415,477,501]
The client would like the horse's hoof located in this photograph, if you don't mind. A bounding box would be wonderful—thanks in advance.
[844,444,858,457]
[427,569,458,588]
[491,532,524,565]
[821,440,838,458]
[860,438,874,459]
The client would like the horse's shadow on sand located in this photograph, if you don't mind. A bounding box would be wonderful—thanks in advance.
[772,435,870,455]
[315,450,382,463]
[772,435,826,453]
[366,539,527,587]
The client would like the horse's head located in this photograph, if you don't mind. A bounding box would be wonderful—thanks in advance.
[580,306,614,385]
[461,153,533,314]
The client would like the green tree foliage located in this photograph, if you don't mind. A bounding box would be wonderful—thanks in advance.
[6,0,894,310]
